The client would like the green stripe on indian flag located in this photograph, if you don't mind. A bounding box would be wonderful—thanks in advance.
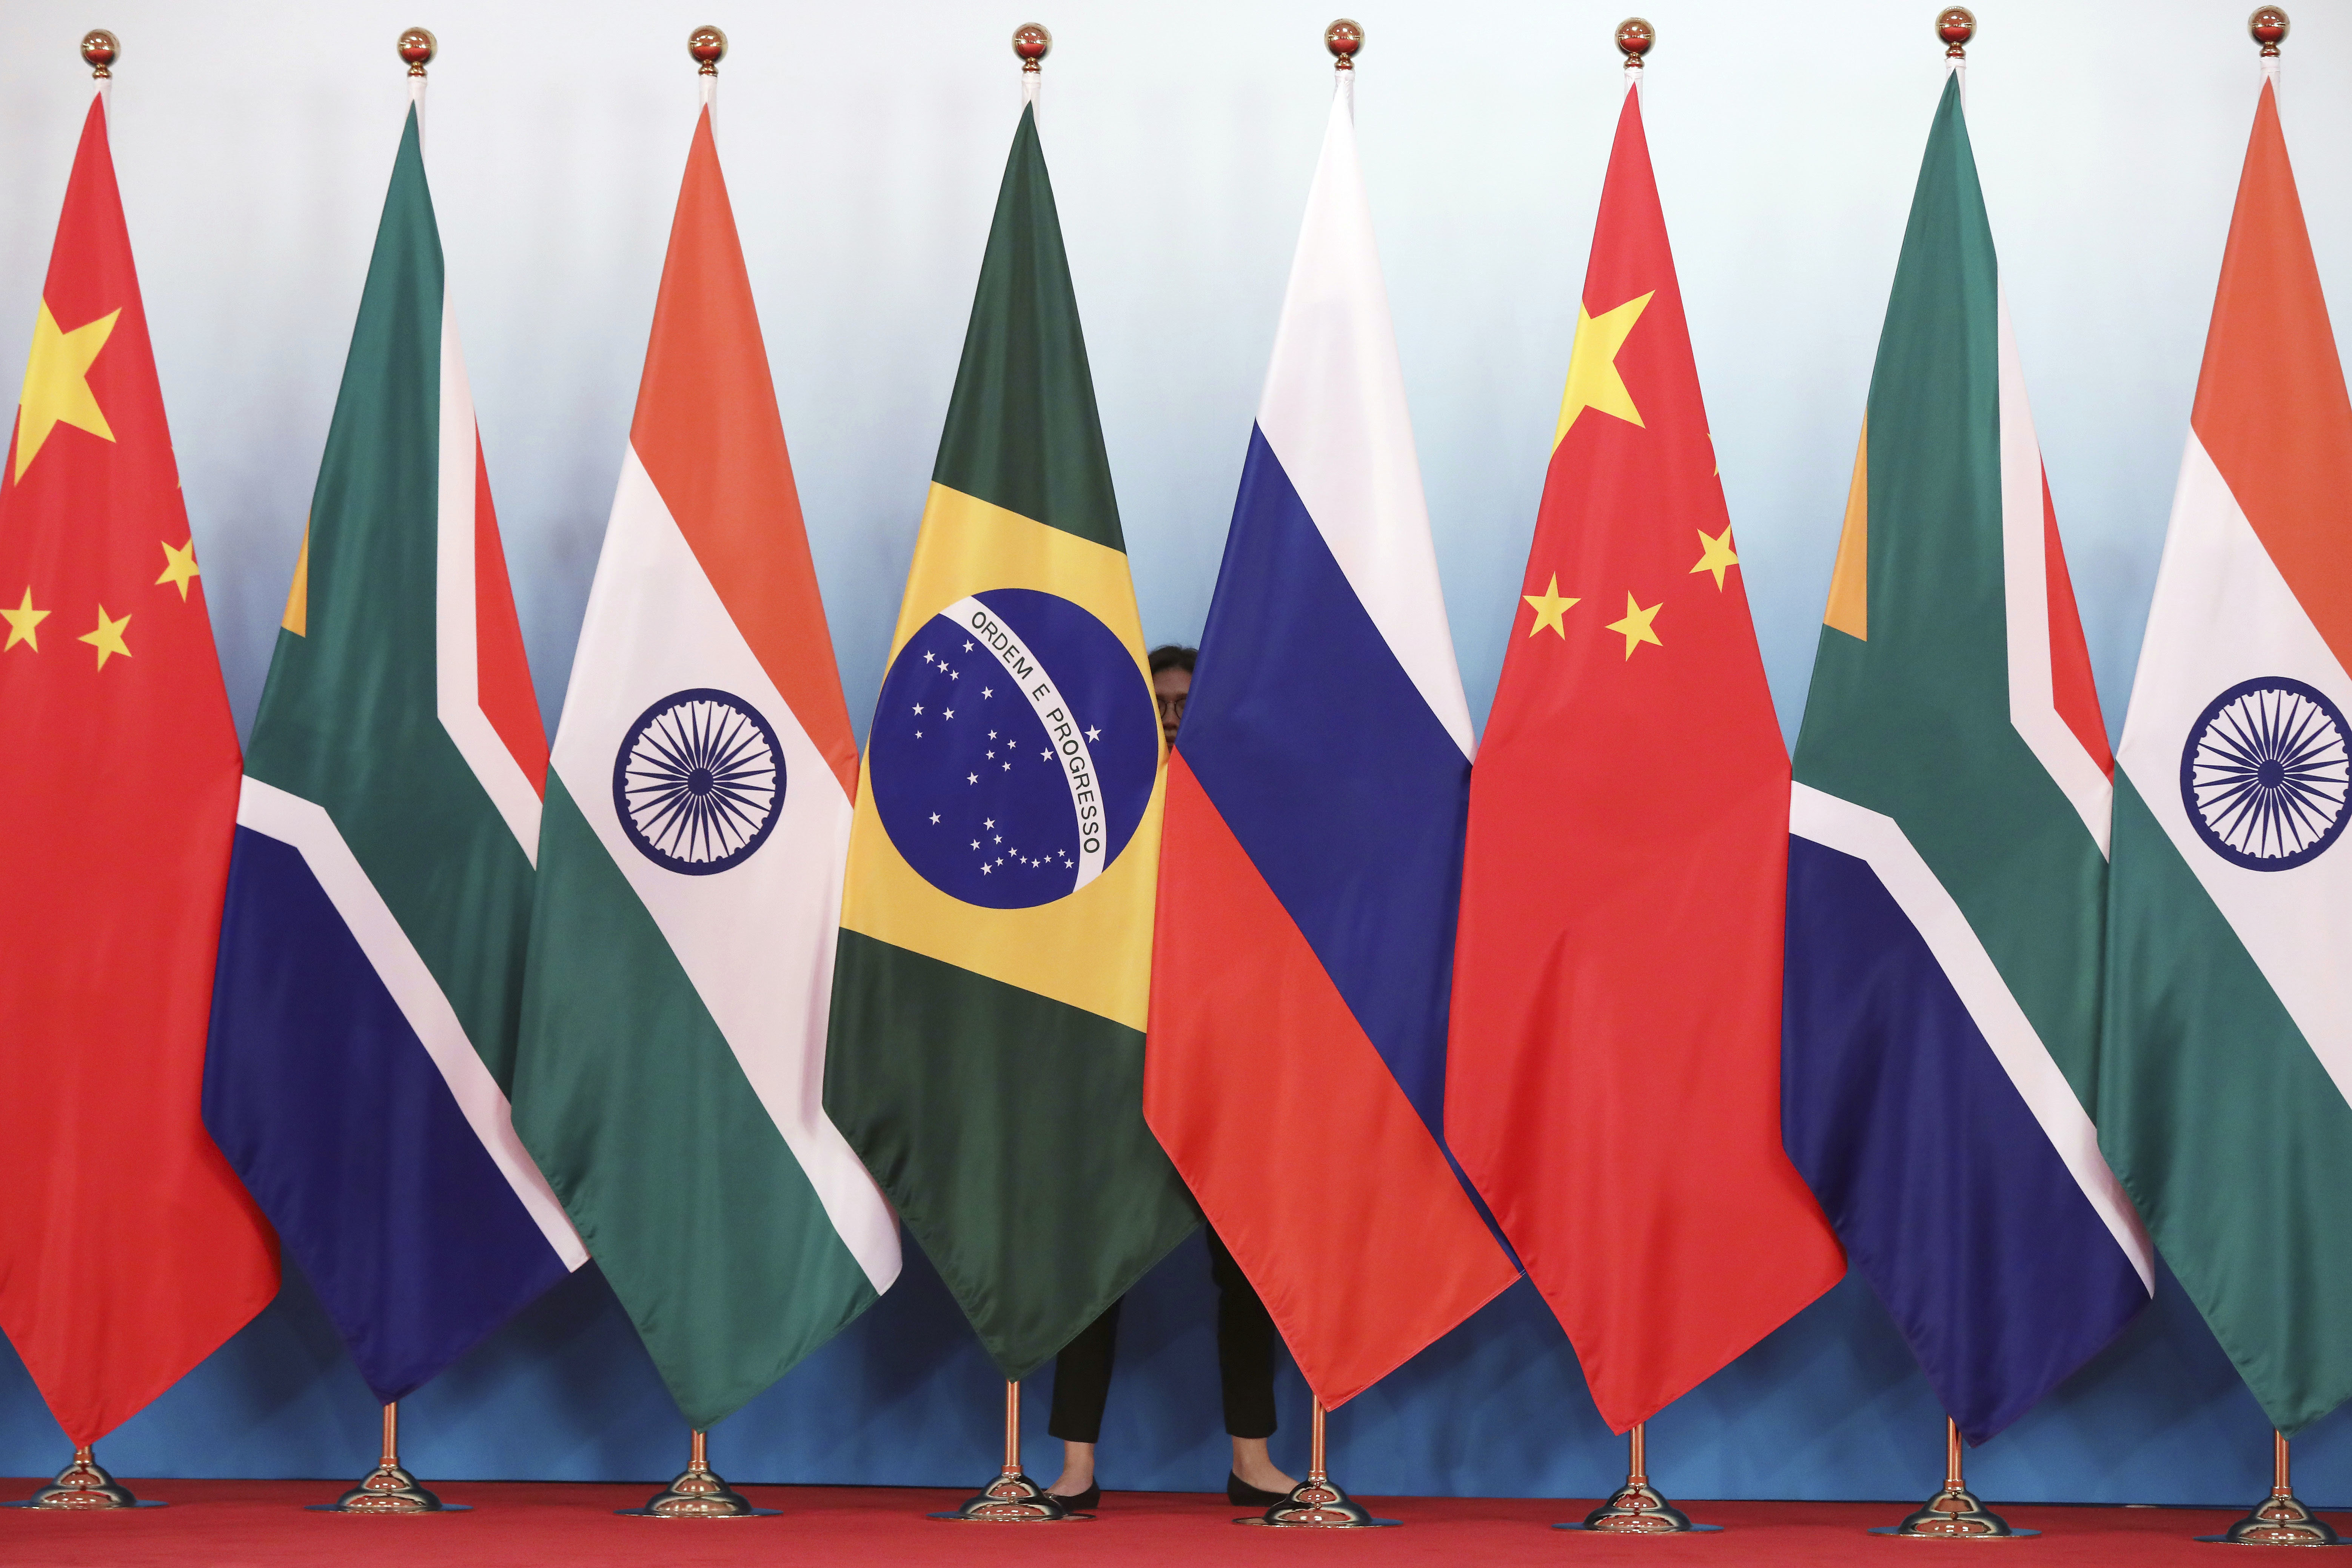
[2114,430,2352,1100]
[546,444,898,1289]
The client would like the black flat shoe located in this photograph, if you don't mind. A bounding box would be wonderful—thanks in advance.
[1047,1481,1101,1511]
[1228,1472,1293,1507]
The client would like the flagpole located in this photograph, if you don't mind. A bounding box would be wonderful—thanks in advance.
[2204,1428,2340,1546]
[932,1379,1072,1522]
[619,1427,775,1519]
[2188,22,2338,1543]
[1237,39,1392,1525]
[1876,1416,2030,1539]
[6,52,135,1548]
[315,1401,457,1514]
[11,41,152,1523]
[1539,34,1720,1548]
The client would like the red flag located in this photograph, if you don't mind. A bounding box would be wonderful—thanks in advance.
[0,92,277,1446]
[1443,77,1843,1432]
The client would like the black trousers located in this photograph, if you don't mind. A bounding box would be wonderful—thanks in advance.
[1046,1228,1278,1443]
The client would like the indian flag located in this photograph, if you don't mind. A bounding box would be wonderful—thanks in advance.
[511,99,898,1431]
[2099,68,2352,1436]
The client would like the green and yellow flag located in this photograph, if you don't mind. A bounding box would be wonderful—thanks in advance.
[823,103,1197,1377]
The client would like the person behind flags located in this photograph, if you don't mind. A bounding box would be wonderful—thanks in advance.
[1780,29,2152,1471]
[2099,20,2352,1452]
[0,35,279,1503]
[202,41,587,1442]
[1144,24,1520,1464]
[511,33,900,1452]
[1044,644,1296,1511]
[1444,33,1846,1477]
[822,39,1199,1509]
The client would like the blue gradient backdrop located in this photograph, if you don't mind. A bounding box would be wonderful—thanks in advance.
[3,0,2350,1502]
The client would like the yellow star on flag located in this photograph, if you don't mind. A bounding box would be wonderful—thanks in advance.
[1522,573,1580,638]
[14,301,122,482]
[78,604,131,670]
[156,538,202,600]
[3,587,49,652]
[1605,593,1663,660]
[1690,526,1740,589]
[1554,291,1654,443]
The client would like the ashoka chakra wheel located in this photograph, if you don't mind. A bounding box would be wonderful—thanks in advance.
[2178,676,2349,872]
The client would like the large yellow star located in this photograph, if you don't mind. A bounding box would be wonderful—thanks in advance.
[2,587,48,652]
[15,301,121,482]
[1554,291,1654,443]
[1522,573,1580,638]
[156,538,201,600]
[78,604,131,670]
[1605,593,1663,660]
[1690,526,1740,589]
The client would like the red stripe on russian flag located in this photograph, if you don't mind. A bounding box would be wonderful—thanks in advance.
[1144,756,1517,1409]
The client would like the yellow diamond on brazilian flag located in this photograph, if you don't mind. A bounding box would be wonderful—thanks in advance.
[824,102,1198,1377]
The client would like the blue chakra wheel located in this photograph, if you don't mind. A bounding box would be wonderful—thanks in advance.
[2178,676,2349,872]
[611,687,786,875]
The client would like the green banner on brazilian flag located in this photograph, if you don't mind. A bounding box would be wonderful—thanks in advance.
[823,104,1198,1378]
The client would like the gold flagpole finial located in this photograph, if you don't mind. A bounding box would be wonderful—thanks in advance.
[689,25,727,75]
[1936,6,1975,58]
[2250,7,2289,56]
[81,30,119,79]
[397,28,436,77]
[1012,23,1050,71]
[1616,18,1654,66]
[1325,19,1363,69]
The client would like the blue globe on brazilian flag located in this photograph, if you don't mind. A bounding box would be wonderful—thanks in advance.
[824,104,1198,1380]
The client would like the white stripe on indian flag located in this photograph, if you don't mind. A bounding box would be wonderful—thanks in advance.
[548,446,901,1293]
[2116,431,2352,1111]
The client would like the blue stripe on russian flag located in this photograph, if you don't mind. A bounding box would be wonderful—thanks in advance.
[1782,833,2147,1443]
[203,827,572,1403]
[1177,426,1471,1140]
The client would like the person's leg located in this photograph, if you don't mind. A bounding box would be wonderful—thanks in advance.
[1046,1299,1121,1496]
[1209,1228,1295,1493]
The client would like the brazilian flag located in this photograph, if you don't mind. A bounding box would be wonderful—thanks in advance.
[824,105,1197,1377]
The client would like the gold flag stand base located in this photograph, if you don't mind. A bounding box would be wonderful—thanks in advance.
[1237,1402,1397,1528]
[1555,1423,1723,1534]
[310,1403,468,1513]
[2197,1431,2342,1546]
[4,1447,161,1509]
[618,1430,776,1517]
[1871,1417,2036,1539]
[929,1382,1081,1521]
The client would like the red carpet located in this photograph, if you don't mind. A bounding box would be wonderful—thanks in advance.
[0,1479,2291,1566]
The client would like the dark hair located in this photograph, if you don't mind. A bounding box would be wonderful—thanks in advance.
[1148,644,1197,676]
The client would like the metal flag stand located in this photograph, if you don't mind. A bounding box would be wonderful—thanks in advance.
[310,1402,467,1514]
[1557,1422,1722,1535]
[1872,1417,2035,1539]
[2197,1431,2341,1547]
[1240,1401,1396,1528]
[618,1429,775,1519]
[5,1445,162,1511]
[930,1380,1075,1522]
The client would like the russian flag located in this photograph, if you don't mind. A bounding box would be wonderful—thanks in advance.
[1143,68,1519,1409]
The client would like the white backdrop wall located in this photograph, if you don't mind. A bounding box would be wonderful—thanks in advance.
[5,0,2346,756]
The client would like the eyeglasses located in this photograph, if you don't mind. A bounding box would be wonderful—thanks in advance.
[1156,692,1188,727]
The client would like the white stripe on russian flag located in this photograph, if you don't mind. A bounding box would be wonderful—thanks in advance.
[1252,77,1474,761]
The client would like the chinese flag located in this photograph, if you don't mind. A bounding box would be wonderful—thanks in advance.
[0,91,277,1446]
[1443,75,1843,1432]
